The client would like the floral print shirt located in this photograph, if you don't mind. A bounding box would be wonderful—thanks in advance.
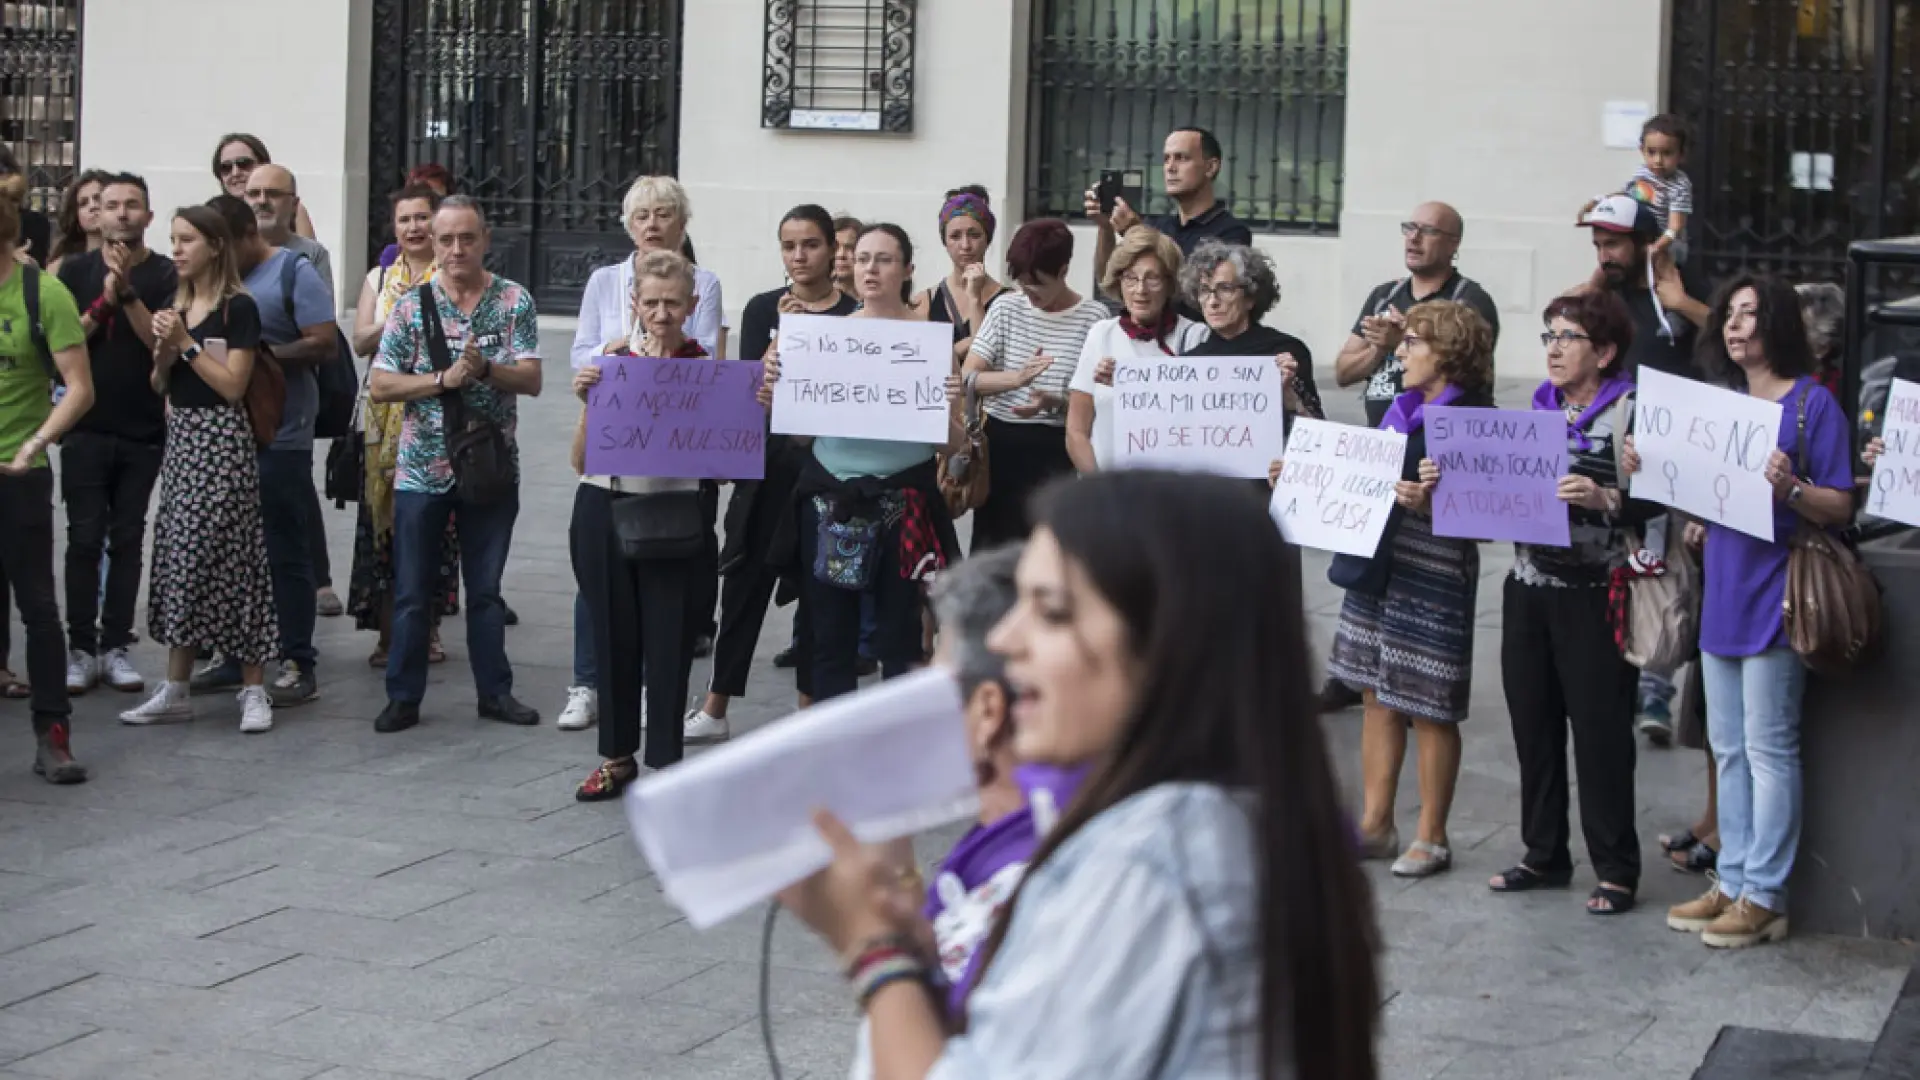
[374,275,541,495]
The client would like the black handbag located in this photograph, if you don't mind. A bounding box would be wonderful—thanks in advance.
[610,489,705,560]
[1327,504,1402,596]
[419,284,515,506]
[324,436,363,508]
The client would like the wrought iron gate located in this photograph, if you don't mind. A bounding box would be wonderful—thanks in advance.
[1669,0,1917,283]
[368,0,684,309]
[0,0,82,214]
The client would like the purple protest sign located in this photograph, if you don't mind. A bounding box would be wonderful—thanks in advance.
[584,356,767,480]
[1426,406,1570,547]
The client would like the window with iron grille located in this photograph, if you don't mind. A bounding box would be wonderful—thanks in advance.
[763,0,916,133]
[1026,0,1347,232]
[0,0,82,214]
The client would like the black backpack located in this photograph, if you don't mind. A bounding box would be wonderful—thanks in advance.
[275,251,358,440]
[21,265,58,383]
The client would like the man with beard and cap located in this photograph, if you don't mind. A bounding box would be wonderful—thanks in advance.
[1573,193,1708,376]
[1572,193,1710,747]
[54,173,176,697]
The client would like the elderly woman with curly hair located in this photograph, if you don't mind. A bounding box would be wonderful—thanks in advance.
[1324,299,1495,879]
[1180,239,1323,421]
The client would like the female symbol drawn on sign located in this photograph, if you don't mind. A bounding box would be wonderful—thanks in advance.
[1713,474,1732,519]
[1662,460,1680,503]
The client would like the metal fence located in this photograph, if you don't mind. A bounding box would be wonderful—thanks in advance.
[368,0,684,309]
[1025,0,1348,232]
[0,0,82,213]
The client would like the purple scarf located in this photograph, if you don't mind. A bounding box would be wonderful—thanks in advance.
[1379,384,1464,435]
[1531,376,1633,451]
[924,763,1090,1018]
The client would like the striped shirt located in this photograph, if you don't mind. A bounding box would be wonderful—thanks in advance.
[1628,166,1694,231]
[968,294,1110,425]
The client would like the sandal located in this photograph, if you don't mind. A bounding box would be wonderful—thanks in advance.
[575,758,639,802]
[1587,884,1636,915]
[428,632,447,664]
[1489,864,1573,892]
[368,648,389,668]
[1658,830,1700,854]
[1671,842,1717,874]
[0,670,29,700]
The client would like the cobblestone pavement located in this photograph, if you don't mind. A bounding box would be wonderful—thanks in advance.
[0,336,1910,1079]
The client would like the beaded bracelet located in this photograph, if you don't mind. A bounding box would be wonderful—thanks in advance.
[843,933,919,979]
[850,954,929,1010]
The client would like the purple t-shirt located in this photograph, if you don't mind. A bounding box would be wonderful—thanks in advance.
[1700,378,1853,657]
[923,763,1087,1018]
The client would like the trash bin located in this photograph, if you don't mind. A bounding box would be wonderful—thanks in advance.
[1791,529,1920,940]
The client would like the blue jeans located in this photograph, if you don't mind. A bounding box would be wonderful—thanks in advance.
[1701,648,1806,911]
[572,591,596,688]
[258,448,318,672]
[791,596,875,658]
[797,497,922,701]
[388,489,518,704]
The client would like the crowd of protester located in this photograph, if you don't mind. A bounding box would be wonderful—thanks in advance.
[0,107,1891,1077]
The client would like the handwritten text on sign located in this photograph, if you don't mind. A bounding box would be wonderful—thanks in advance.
[1112,355,1286,479]
[584,356,767,480]
[1868,377,1920,528]
[1268,417,1409,557]
[1427,406,1570,546]
[770,314,950,443]
[1628,367,1781,541]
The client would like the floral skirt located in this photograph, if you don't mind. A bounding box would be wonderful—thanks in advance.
[147,406,278,664]
[345,498,460,631]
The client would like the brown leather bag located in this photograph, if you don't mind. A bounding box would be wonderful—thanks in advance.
[244,349,286,448]
[1781,388,1882,674]
[938,372,990,518]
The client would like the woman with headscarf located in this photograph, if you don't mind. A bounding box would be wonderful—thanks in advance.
[918,186,1011,361]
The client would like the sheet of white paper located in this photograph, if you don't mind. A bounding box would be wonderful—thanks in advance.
[1268,417,1407,557]
[1111,355,1287,479]
[1628,367,1782,541]
[1867,377,1920,527]
[769,314,952,443]
[1603,100,1651,150]
[625,668,977,930]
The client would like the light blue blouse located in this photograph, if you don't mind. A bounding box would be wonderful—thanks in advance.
[926,782,1273,1080]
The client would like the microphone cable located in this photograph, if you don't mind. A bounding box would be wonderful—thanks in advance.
[761,901,785,1079]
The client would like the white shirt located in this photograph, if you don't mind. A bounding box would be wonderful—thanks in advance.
[1068,316,1207,470]
[968,294,1110,425]
[571,257,725,366]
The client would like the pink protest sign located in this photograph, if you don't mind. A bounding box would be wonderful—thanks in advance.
[1426,406,1570,547]
[584,356,767,480]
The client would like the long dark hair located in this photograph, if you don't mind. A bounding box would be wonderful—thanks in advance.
[973,470,1381,1080]
[1696,272,1814,386]
[52,168,112,260]
[857,222,915,304]
[780,203,836,246]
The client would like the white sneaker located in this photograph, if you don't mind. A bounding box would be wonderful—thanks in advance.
[65,650,98,694]
[101,648,145,692]
[684,709,730,744]
[120,682,193,725]
[557,686,598,731]
[238,686,274,733]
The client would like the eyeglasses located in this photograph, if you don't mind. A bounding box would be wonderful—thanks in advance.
[1400,222,1459,240]
[1120,272,1168,291]
[1196,282,1247,301]
[1400,333,1425,348]
[247,188,293,201]
[1540,330,1592,347]
[217,157,257,177]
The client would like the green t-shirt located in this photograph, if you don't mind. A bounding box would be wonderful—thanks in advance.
[0,266,84,468]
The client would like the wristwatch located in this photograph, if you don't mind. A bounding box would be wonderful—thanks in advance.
[180,343,203,365]
[1786,482,1805,506]
[434,370,446,390]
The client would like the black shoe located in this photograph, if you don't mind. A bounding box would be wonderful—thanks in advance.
[503,604,520,627]
[374,700,420,734]
[692,634,714,659]
[1316,678,1363,714]
[772,646,797,669]
[479,694,539,726]
[856,656,879,678]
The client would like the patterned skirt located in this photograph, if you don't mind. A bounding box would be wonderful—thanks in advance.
[345,499,460,631]
[147,406,278,665]
[1327,513,1479,723]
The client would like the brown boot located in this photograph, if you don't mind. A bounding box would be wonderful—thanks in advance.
[32,722,88,785]
[1666,883,1733,932]
[1701,897,1789,949]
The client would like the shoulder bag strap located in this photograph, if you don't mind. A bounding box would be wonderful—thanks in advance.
[415,282,466,433]
[23,265,53,375]
[1373,278,1409,316]
[278,251,303,331]
[1794,383,1810,479]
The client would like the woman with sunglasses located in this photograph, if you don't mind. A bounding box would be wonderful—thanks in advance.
[210,134,313,239]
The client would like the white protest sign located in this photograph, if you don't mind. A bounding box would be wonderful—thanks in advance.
[770,314,951,443]
[1112,355,1287,479]
[625,669,977,930]
[1629,367,1782,541]
[1268,417,1408,557]
[1867,377,1920,527]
